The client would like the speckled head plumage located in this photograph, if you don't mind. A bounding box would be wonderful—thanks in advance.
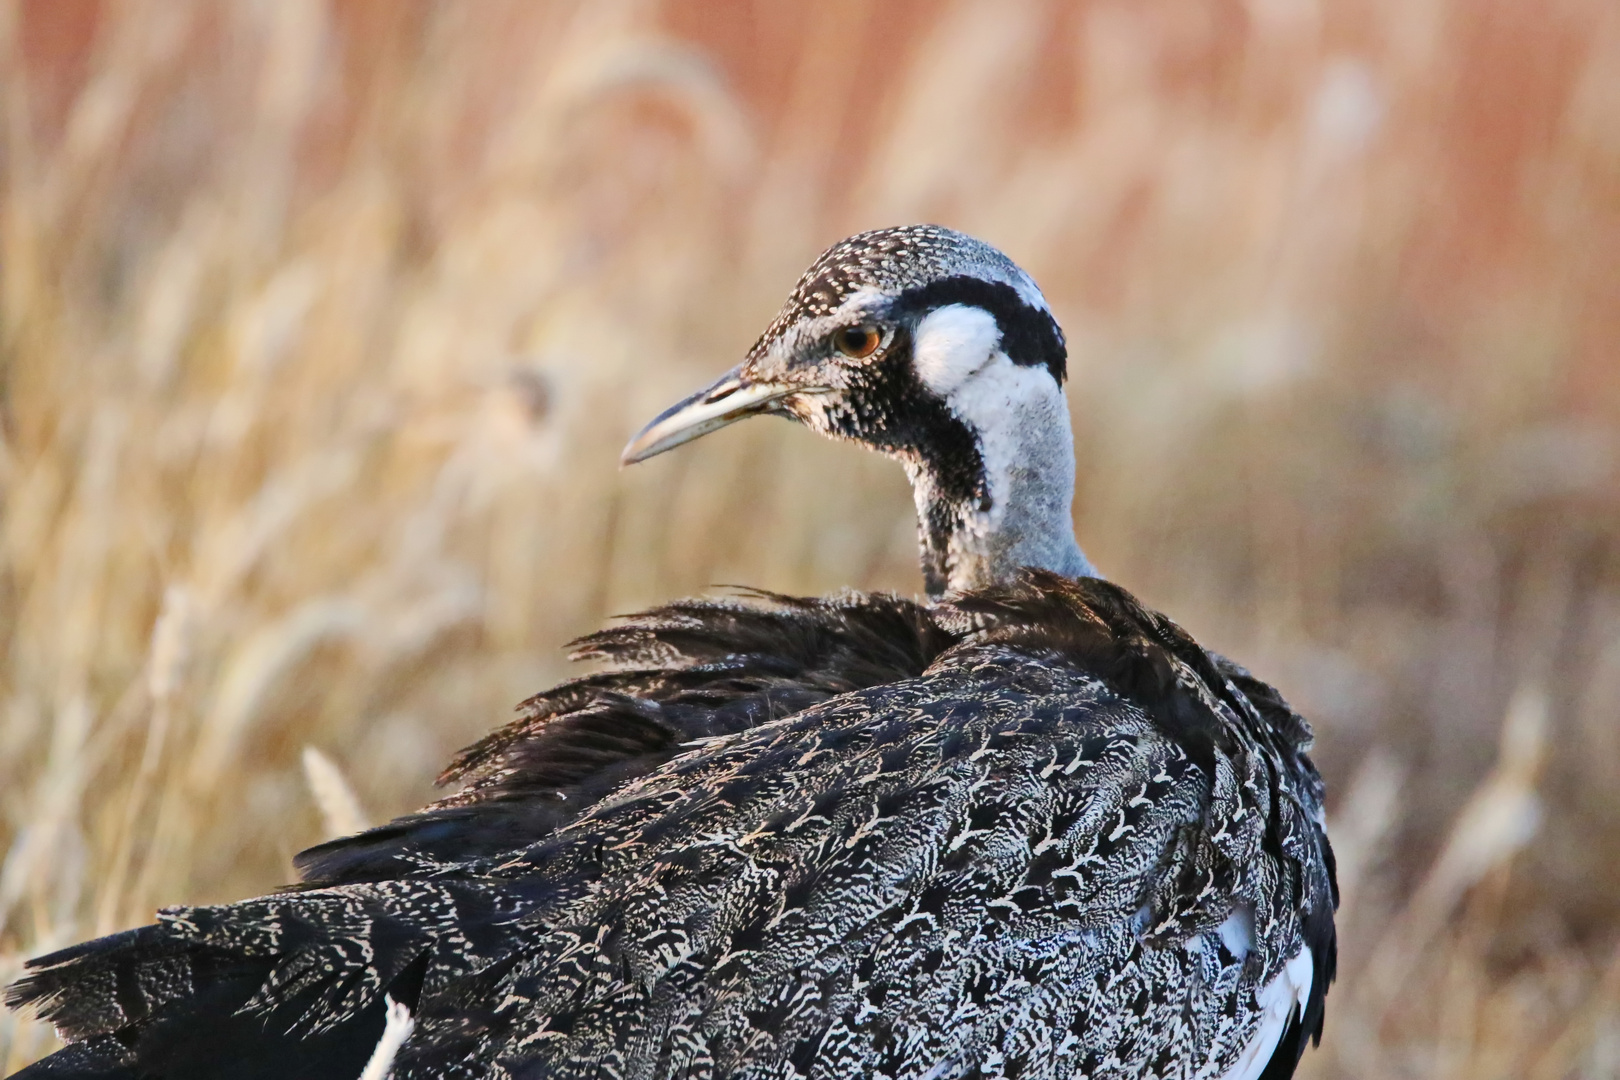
[625,225,1094,595]
[745,224,1066,384]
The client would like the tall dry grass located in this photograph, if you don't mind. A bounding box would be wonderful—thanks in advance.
[1,1,1617,1075]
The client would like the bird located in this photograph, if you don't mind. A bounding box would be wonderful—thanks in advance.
[7,225,1335,1080]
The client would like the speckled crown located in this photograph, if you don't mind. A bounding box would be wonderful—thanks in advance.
[748,225,1041,358]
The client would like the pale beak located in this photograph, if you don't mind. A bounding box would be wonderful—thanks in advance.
[620,368,798,466]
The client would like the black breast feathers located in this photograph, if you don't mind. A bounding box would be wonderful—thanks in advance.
[8,571,1335,1080]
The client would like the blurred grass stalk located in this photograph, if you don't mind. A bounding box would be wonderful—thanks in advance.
[1,0,1618,1075]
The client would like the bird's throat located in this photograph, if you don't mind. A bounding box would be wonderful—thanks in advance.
[906,361,1095,596]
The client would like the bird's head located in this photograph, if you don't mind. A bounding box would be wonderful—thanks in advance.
[623,225,1093,595]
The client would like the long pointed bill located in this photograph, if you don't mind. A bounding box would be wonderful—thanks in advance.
[620,369,798,466]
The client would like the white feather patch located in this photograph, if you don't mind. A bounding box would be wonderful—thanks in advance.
[1218,946,1314,1080]
[1217,904,1254,961]
[911,304,1002,397]
[901,297,1091,583]
[941,351,1069,529]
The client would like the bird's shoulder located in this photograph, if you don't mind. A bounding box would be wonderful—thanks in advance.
[291,571,1326,892]
[293,587,957,885]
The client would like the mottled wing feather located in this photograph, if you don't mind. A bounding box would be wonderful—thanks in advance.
[296,591,954,887]
[389,644,1303,1078]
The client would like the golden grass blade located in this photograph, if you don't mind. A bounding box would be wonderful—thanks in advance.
[302,746,371,841]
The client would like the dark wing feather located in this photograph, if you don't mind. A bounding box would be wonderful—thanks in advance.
[7,926,392,1080]
[1213,652,1340,1064]
[297,590,953,886]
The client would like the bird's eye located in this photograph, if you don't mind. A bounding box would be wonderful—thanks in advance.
[833,324,882,359]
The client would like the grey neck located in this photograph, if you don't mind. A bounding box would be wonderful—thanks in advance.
[906,370,1096,597]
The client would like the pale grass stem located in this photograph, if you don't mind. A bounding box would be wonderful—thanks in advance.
[94,586,192,936]
[302,746,371,841]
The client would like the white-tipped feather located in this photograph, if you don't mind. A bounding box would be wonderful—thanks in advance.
[357,995,415,1080]
[1218,946,1314,1080]
[1218,903,1255,960]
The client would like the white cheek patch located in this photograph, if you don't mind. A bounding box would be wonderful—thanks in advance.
[911,304,1003,397]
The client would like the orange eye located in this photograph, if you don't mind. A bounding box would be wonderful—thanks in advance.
[834,324,882,359]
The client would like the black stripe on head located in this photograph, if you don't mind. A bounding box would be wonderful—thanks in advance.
[891,276,1066,384]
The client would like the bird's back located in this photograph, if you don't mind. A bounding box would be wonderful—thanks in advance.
[9,572,1335,1080]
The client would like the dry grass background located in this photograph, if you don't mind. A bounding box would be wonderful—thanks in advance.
[0,0,1618,1075]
